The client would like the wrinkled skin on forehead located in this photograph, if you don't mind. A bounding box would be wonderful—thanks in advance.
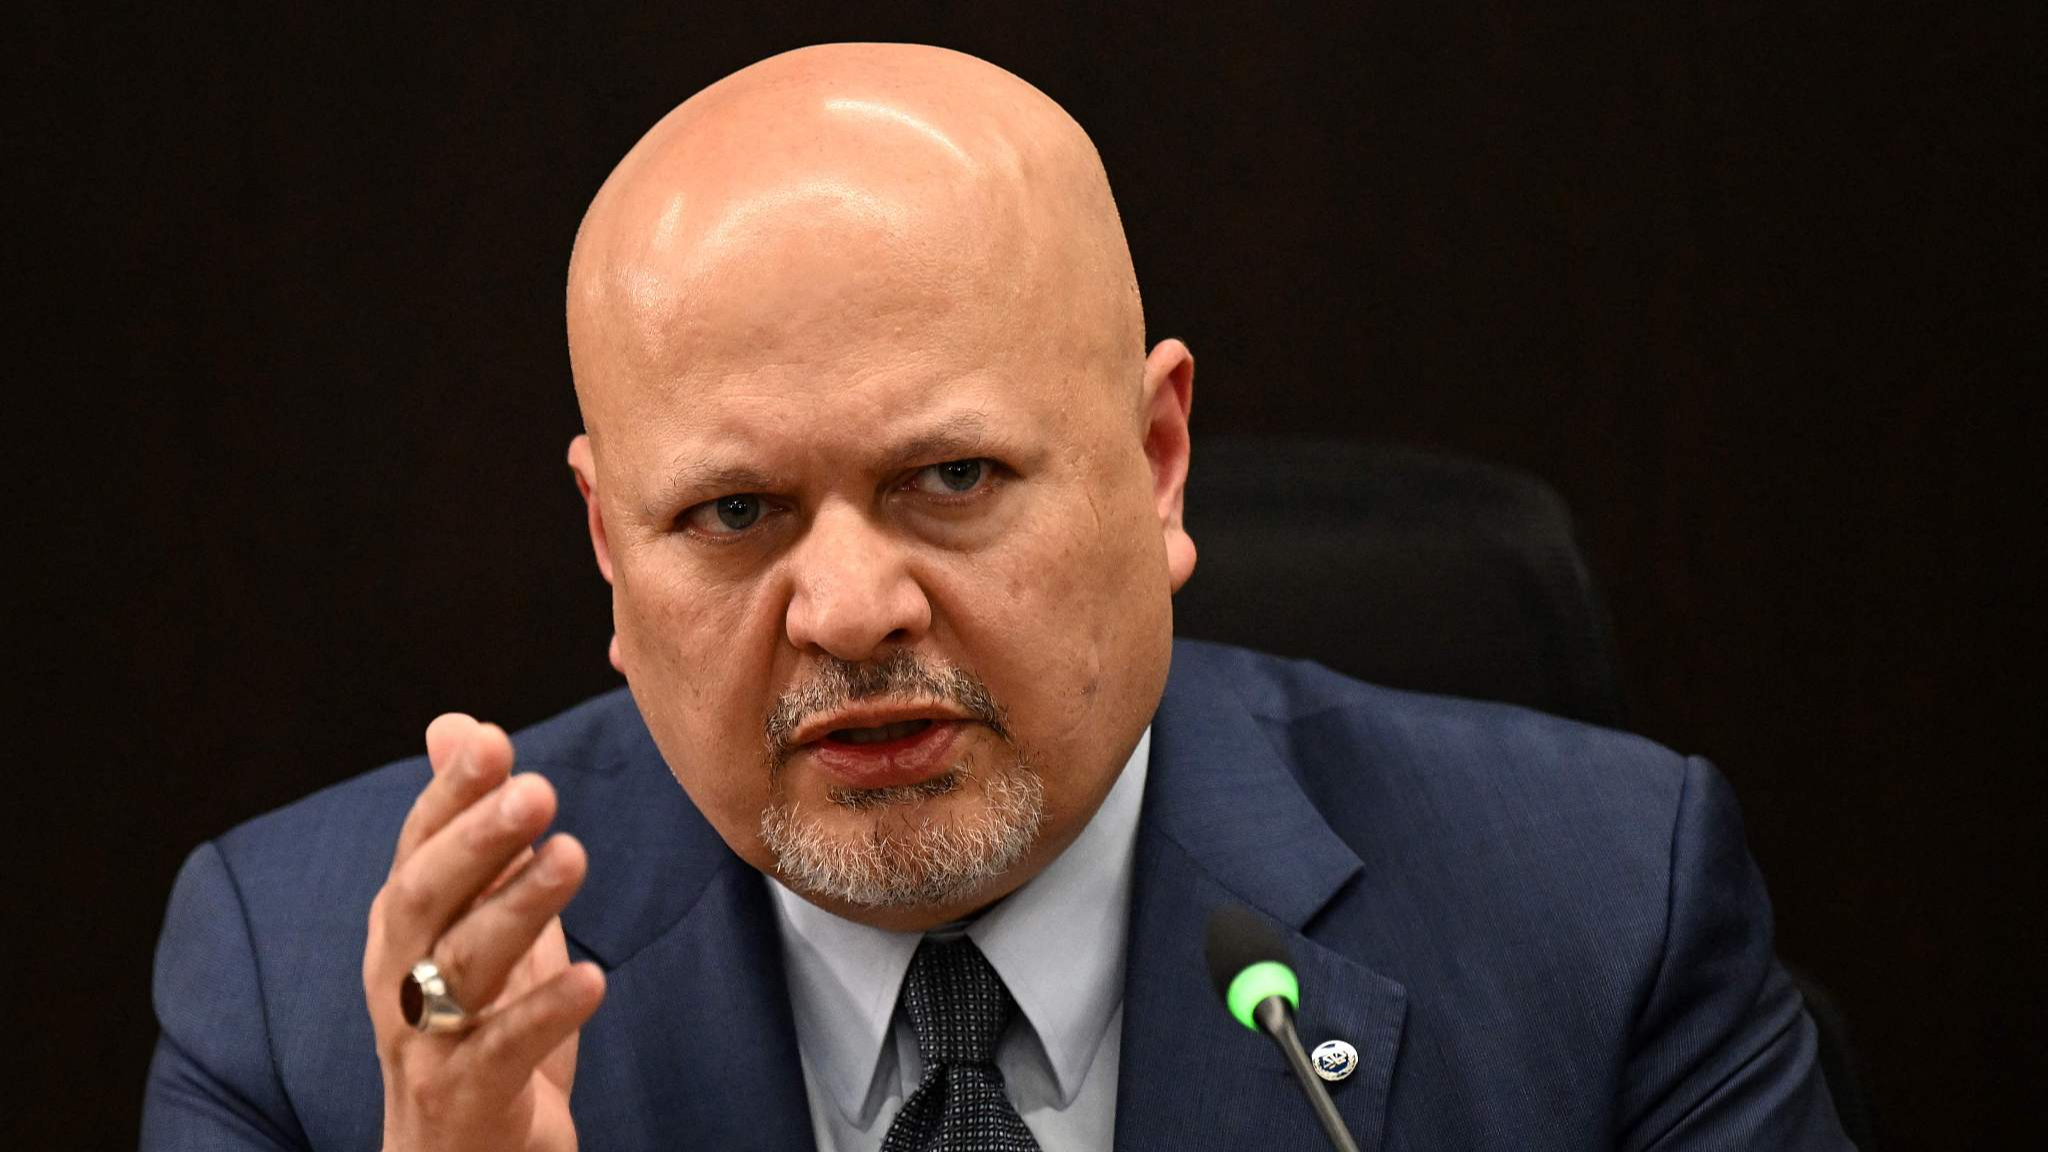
[564,43,1195,931]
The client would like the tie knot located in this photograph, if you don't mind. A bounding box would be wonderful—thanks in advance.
[899,938,1015,1066]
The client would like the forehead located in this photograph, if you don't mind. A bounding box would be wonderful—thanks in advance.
[584,194,1115,470]
[607,172,1031,360]
[609,315,1074,469]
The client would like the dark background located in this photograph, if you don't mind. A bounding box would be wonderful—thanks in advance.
[15,3,2041,1148]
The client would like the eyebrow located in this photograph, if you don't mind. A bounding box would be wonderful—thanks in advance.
[651,409,1023,510]
[883,410,1010,471]
[661,461,783,500]
[643,458,786,520]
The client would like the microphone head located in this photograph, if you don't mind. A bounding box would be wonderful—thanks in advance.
[1204,902,1300,1031]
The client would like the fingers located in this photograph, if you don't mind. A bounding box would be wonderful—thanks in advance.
[379,770,558,966]
[366,712,603,1151]
[431,834,588,1012]
[459,961,606,1101]
[391,714,515,874]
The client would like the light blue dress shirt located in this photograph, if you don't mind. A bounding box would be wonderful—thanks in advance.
[768,728,1150,1152]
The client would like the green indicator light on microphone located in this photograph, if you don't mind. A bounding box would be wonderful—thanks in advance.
[1225,960,1300,1031]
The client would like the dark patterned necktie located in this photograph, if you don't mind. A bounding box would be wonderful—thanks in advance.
[880,938,1043,1152]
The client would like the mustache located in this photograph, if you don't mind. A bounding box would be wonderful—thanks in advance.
[763,649,1012,765]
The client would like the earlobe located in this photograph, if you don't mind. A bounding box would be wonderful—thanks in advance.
[567,434,615,585]
[1140,339,1198,592]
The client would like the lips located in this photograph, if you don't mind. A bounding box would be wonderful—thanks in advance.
[800,712,968,791]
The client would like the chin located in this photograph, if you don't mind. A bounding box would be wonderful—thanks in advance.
[760,761,1047,912]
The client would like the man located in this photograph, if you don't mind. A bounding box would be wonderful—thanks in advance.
[145,43,1851,1151]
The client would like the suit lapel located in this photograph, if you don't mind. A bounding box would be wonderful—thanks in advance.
[533,701,817,1151]
[1115,648,1409,1152]
[572,856,817,1151]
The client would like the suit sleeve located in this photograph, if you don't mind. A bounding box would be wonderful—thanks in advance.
[1617,756,1853,1150]
[142,842,310,1151]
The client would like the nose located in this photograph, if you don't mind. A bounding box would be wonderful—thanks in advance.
[783,503,932,662]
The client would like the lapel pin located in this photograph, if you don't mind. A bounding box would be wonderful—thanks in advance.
[1310,1038,1358,1082]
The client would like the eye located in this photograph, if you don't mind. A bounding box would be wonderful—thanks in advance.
[682,494,767,536]
[911,458,991,496]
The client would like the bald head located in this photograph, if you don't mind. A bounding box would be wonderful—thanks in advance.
[566,43,1143,440]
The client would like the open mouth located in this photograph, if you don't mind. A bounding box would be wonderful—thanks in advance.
[805,716,962,789]
[826,718,934,746]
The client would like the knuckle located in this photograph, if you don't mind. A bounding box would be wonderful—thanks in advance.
[462,807,512,852]
[434,936,477,990]
[469,1023,510,1065]
[385,873,433,920]
[406,1067,459,1122]
[499,864,554,914]
[470,1014,529,1069]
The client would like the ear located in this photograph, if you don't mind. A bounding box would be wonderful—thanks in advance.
[1139,338,1197,592]
[566,434,615,585]
[567,434,626,674]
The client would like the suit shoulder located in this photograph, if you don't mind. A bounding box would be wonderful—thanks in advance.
[1176,636,1678,759]
[1171,637,1689,866]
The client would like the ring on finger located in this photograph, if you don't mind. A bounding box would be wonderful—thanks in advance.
[400,959,472,1034]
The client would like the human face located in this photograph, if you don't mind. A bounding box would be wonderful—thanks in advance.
[572,199,1192,929]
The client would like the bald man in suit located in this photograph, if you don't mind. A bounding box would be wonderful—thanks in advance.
[145,44,1852,1152]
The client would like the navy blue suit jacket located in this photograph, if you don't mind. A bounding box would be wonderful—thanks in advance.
[145,640,1850,1149]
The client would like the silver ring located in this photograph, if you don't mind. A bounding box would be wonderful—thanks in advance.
[400,959,470,1034]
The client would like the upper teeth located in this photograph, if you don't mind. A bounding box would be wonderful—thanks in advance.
[833,719,931,745]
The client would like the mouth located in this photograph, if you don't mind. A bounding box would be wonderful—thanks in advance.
[790,700,973,749]
[826,718,935,745]
[795,708,971,791]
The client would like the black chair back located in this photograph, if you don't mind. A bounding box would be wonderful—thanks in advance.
[1174,437,1622,725]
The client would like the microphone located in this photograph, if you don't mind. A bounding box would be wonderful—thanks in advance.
[1205,903,1362,1152]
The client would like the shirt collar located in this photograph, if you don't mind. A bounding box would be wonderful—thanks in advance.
[769,727,1151,1123]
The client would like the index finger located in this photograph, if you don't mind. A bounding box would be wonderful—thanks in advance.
[389,713,514,874]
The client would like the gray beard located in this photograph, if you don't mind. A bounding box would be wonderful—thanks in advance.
[759,754,1047,909]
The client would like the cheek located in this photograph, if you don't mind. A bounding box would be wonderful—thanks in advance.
[1007,479,1172,758]
[611,551,785,843]
[935,498,1137,746]
[614,558,764,706]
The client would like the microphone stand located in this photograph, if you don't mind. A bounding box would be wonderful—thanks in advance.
[1253,995,1362,1152]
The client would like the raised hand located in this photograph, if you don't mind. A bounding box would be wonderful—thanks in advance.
[363,714,606,1152]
